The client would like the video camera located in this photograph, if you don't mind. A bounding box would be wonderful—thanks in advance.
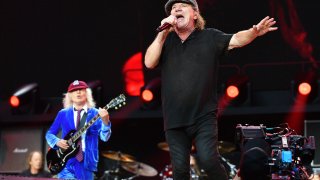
[236,123,316,180]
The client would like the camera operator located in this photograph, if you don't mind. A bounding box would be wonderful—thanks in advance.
[235,138,271,180]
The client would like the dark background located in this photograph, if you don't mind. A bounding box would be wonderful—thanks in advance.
[0,0,319,179]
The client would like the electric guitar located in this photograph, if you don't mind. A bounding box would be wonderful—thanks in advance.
[46,94,126,175]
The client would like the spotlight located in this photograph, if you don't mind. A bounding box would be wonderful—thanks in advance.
[226,85,239,99]
[9,83,41,115]
[298,82,312,96]
[291,71,319,103]
[140,77,161,110]
[141,89,154,102]
[223,74,251,106]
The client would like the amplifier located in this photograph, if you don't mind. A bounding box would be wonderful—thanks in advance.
[235,124,266,151]
[304,120,320,167]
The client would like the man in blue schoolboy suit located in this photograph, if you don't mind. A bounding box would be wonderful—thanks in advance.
[46,80,111,180]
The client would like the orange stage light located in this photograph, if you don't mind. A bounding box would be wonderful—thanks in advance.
[298,82,312,96]
[141,89,154,102]
[9,96,20,107]
[226,85,239,99]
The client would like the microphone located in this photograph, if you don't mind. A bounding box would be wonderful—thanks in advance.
[156,22,172,32]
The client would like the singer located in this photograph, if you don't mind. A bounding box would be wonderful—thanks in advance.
[144,0,277,179]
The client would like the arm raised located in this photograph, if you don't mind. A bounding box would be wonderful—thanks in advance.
[228,16,278,50]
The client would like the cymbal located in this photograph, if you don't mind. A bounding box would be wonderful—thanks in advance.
[121,161,158,177]
[157,142,170,151]
[101,150,136,162]
[158,142,195,152]
[218,141,236,154]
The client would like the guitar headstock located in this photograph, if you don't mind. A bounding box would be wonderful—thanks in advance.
[106,94,126,110]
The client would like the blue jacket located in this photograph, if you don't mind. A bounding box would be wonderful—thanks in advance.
[45,107,111,172]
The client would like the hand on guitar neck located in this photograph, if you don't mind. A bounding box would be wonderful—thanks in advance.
[98,107,110,125]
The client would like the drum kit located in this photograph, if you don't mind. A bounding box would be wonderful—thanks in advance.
[157,141,238,180]
[99,141,237,180]
[100,150,158,180]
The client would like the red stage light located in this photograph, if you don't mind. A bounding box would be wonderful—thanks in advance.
[122,52,145,96]
[9,83,41,114]
[298,82,312,95]
[141,89,154,102]
[9,96,20,107]
[226,85,239,98]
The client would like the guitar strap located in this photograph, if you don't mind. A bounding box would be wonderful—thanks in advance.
[77,112,87,131]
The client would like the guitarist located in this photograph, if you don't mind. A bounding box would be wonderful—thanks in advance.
[45,80,112,179]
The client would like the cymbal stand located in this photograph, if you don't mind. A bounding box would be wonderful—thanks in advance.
[122,174,138,180]
[114,151,122,173]
[220,156,237,178]
[101,151,123,180]
[122,162,141,180]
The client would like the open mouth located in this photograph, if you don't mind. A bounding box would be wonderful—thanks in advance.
[176,14,184,19]
[176,14,184,23]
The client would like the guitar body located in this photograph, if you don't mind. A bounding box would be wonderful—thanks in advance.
[46,130,80,175]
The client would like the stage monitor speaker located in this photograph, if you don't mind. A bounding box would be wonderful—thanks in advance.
[0,128,44,173]
[304,120,320,167]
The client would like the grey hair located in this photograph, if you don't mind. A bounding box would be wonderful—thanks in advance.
[62,88,96,108]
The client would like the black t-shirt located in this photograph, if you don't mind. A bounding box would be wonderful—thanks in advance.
[160,28,232,130]
[20,169,53,178]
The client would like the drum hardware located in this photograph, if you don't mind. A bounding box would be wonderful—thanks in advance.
[220,155,237,179]
[159,154,238,180]
[159,164,200,180]
[121,161,158,177]
[101,150,136,163]
[218,141,236,154]
[157,141,237,179]
[100,151,136,180]
[157,141,195,152]
[100,150,157,180]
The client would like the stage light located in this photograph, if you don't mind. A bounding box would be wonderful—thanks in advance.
[291,71,319,104]
[9,96,20,107]
[140,77,161,110]
[141,89,153,102]
[122,52,145,96]
[9,83,41,115]
[298,82,312,96]
[226,85,239,99]
[223,74,251,106]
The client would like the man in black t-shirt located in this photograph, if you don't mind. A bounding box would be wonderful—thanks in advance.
[20,151,52,178]
[144,0,277,179]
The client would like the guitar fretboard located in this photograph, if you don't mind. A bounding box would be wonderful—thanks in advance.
[71,114,101,142]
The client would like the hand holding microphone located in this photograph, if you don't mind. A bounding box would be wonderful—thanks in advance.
[156,15,177,32]
[156,23,172,32]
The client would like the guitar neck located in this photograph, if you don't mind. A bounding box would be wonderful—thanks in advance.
[70,104,109,143]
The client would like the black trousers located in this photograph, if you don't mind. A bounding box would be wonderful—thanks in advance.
[165,114,228,180]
